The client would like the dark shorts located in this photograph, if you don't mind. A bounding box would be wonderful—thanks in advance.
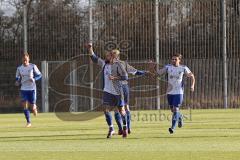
[21,90,36,104]
[122,84,130,105]
[167,94,183,107]
[103,92,125,107]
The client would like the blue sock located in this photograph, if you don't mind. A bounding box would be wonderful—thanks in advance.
[121,113,127,130]
[171,111,180,130]
[126,110,131,130]
[114,111,123,131]
[24,109,30,123]
[104,112,113,130]
[179,112,182,121]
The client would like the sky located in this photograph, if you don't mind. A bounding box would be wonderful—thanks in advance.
[0,0,89,17]
[0,1,16,16]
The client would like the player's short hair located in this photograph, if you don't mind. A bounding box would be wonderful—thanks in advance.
[172,53,182,60]
[112,49,120,55]
[22,52,30,58]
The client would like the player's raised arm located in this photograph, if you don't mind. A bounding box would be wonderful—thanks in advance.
[157,67,167,76]
[86,43,105,67]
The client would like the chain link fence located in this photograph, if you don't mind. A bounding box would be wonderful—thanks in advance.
[0,0,239,112]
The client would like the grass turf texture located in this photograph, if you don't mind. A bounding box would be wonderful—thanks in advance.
[0,109,240,160]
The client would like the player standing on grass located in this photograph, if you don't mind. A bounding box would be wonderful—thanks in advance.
[149,53,195,134]
[111,49,148,135]
[87,44,128,138]
[109,50,130,137]
[15,53,42,127]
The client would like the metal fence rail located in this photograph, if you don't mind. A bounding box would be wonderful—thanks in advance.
[0,0,239,112]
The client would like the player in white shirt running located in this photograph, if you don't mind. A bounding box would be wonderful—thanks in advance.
[15,53,42,127]
[150,53,195,134]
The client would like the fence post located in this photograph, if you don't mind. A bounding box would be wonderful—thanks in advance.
[70,61,78,112]
[89,0,94,110]
[221,0,228,109]
[41,61,49,112]
[23,0,28,53]
[155,0,160,110]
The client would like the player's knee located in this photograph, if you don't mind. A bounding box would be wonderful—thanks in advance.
[104,109,109,114]
[101,104,112,113]
[103,106,110,113]
[114,108,119,113]
[170,106,174,112]
[171,106,179,112]
[118,107,126,115]
[22,101,28,109]
[125,105,130,111]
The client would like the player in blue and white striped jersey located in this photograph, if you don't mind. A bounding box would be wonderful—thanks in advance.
[15,53,42,127]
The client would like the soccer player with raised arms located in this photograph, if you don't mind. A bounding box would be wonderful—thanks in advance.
[15,53,42,127]
[150,53,195,134]
[87,43,128,138]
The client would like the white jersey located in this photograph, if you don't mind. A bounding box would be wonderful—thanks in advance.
[16,63,41,91]
[103,64,118,95]
[158,64,191,95]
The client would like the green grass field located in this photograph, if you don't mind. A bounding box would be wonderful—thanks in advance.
[0,109,240,160]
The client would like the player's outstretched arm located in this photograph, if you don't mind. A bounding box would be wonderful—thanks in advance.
[125,62,148,76]
[148,61,166,77]
[85,43,105,67]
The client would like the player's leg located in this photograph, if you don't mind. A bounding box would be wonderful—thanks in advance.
[29,90,38,116]
[167,94,183,134]
[116,94,128,138]
[113,84,130,135]
[177,95,184,128]
[169,106,180,134]
[21,90,31,127]
[125,105,131,134]
[114,109,123,135]
[103,92,115,138]
[178,112,183,128]
[104,108,115,138]
[118,106,128,138]
[23,101,31,127]
[123,84,131,134]
[113,93,128,137]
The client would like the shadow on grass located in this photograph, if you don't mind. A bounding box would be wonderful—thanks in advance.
[150,135,240,139]
[0,134,140,142]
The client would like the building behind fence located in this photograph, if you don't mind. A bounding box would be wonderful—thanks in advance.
[0,0,239,112]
